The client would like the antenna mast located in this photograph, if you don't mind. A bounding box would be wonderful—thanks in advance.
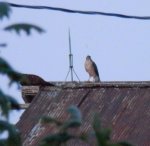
[65,29,80,82]
[69,29,73,81]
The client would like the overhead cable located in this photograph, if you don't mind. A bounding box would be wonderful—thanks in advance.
[8,2,150,20]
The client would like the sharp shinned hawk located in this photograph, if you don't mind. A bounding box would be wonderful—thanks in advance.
[84,55,100,82]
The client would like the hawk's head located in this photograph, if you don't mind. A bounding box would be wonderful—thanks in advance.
[86,55,91,60]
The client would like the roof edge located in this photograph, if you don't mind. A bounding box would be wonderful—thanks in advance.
[21,81,150,103]
[51,81,150,88]
[22,81,150,88]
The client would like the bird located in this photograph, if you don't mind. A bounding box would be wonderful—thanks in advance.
[19,73,54,86]
[84,55,100,82]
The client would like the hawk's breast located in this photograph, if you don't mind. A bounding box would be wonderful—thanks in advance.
[85,59,97,77]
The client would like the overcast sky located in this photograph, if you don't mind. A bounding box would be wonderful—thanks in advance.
[1,0,150,123]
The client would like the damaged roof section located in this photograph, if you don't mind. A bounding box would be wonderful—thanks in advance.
[17,81,150,146]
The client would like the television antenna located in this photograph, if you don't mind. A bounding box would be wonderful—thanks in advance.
[65,29,80,82]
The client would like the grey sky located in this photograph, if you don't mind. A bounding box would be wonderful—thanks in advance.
[1,0,150,123]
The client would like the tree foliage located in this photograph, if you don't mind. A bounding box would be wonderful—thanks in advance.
[0,2,44,146]
[0,57,22,85]
[4,23,44,35]
[0,2,44,36]
[40,106,83,146]
[40,106,133,146]
[0,2,11,19]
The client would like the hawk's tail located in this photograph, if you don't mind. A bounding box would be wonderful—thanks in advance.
[94,76,100,82]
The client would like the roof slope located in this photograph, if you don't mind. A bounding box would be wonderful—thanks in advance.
[17,82,150,146]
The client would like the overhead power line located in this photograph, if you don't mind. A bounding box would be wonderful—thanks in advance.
[9,2,150,20]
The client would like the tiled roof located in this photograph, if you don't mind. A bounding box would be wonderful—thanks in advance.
[17,81,150,146]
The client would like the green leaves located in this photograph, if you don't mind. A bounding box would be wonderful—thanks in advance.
[40,116,62,126]
[4,23,45,35]
[0,89,20,118]
[93,115,111,146]
[61,105,82,131]
[0,43,7,47]
[0,120,21,146]
[0,2,44,35]
[0,57,22,85]
[40,133,73,146]
[0,2,11,20]
[67,105,82,125]
[40,106,134,146]
[40,106,82,146]
[41,105,82,130]
[93,115,134,146]
[0,2,45,146]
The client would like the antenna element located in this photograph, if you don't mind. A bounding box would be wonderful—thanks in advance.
[65,29,80,82]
